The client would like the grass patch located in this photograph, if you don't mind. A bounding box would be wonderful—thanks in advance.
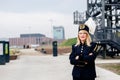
[60,38,77,46]
[97,55,120,59]
[10,49,20,55]
[97,63,120,75]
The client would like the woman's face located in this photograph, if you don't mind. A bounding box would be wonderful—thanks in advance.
[78,30,87,42]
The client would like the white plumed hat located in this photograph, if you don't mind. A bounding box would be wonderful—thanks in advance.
[85,17,97,34]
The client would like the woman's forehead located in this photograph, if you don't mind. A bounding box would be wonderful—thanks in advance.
[78,30,87,33]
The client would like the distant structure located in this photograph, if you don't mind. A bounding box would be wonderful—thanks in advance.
[53,26,65,41]
[20,33,45,38]
[9,33,53,48]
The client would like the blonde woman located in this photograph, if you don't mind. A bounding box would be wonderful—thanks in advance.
[69,24,97,80]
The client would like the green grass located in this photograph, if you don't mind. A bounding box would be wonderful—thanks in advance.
[10,49,20,55]
[97,63,120,75]
[117,32,120,37]
[60,37,77,46]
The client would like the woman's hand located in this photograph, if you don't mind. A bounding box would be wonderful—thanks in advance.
[75,56,79,60]
[75,54,82,60]
[89,53,93,56]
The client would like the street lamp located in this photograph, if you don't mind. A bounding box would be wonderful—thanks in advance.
[49,19,53,38]
[28,26,31,47]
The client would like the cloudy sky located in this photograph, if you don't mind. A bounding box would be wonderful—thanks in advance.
[0,0,87,39]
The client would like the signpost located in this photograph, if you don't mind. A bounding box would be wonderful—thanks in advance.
[0,41,10,65]
[5,41,10,62]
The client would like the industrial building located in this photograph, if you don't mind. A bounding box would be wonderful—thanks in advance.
[9,33,53,48]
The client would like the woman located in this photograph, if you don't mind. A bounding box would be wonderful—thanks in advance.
[69,24,97,80]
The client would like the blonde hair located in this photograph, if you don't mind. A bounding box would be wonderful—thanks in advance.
[75,30,92,46]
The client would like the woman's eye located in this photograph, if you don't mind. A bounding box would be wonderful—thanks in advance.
[79,33,82,34]
[79,33,86,34]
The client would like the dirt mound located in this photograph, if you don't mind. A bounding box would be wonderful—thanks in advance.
[35,46,72,55]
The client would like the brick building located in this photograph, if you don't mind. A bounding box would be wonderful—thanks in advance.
[9,33,53,48]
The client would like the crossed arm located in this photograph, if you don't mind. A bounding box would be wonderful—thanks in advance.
[69,43,97,65]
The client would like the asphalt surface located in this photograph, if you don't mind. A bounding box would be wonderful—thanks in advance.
[0,55,72,80]
[0,49,120,80]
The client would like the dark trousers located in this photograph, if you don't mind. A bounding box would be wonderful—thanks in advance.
[73,76,95,80]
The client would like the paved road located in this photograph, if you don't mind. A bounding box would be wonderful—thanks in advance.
[0,55,72,80]
[0,49,120,80]
[19,48,43,55]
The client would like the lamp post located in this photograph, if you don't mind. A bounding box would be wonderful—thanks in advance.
[49,19,53,39]
[28,26,31,48]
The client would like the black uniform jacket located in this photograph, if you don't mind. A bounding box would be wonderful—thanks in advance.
[69,42,97,78]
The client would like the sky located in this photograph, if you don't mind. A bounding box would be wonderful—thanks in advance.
[0,0,87,39]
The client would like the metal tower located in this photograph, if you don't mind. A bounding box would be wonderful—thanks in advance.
[87,0,120,42]
[73,0,120,58]
[87,0,120,58]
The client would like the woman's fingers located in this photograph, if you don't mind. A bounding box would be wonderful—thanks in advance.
[89,53,93,56]
[75,56,79,60]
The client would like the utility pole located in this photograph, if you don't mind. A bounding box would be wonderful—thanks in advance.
[49,19,53,39]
